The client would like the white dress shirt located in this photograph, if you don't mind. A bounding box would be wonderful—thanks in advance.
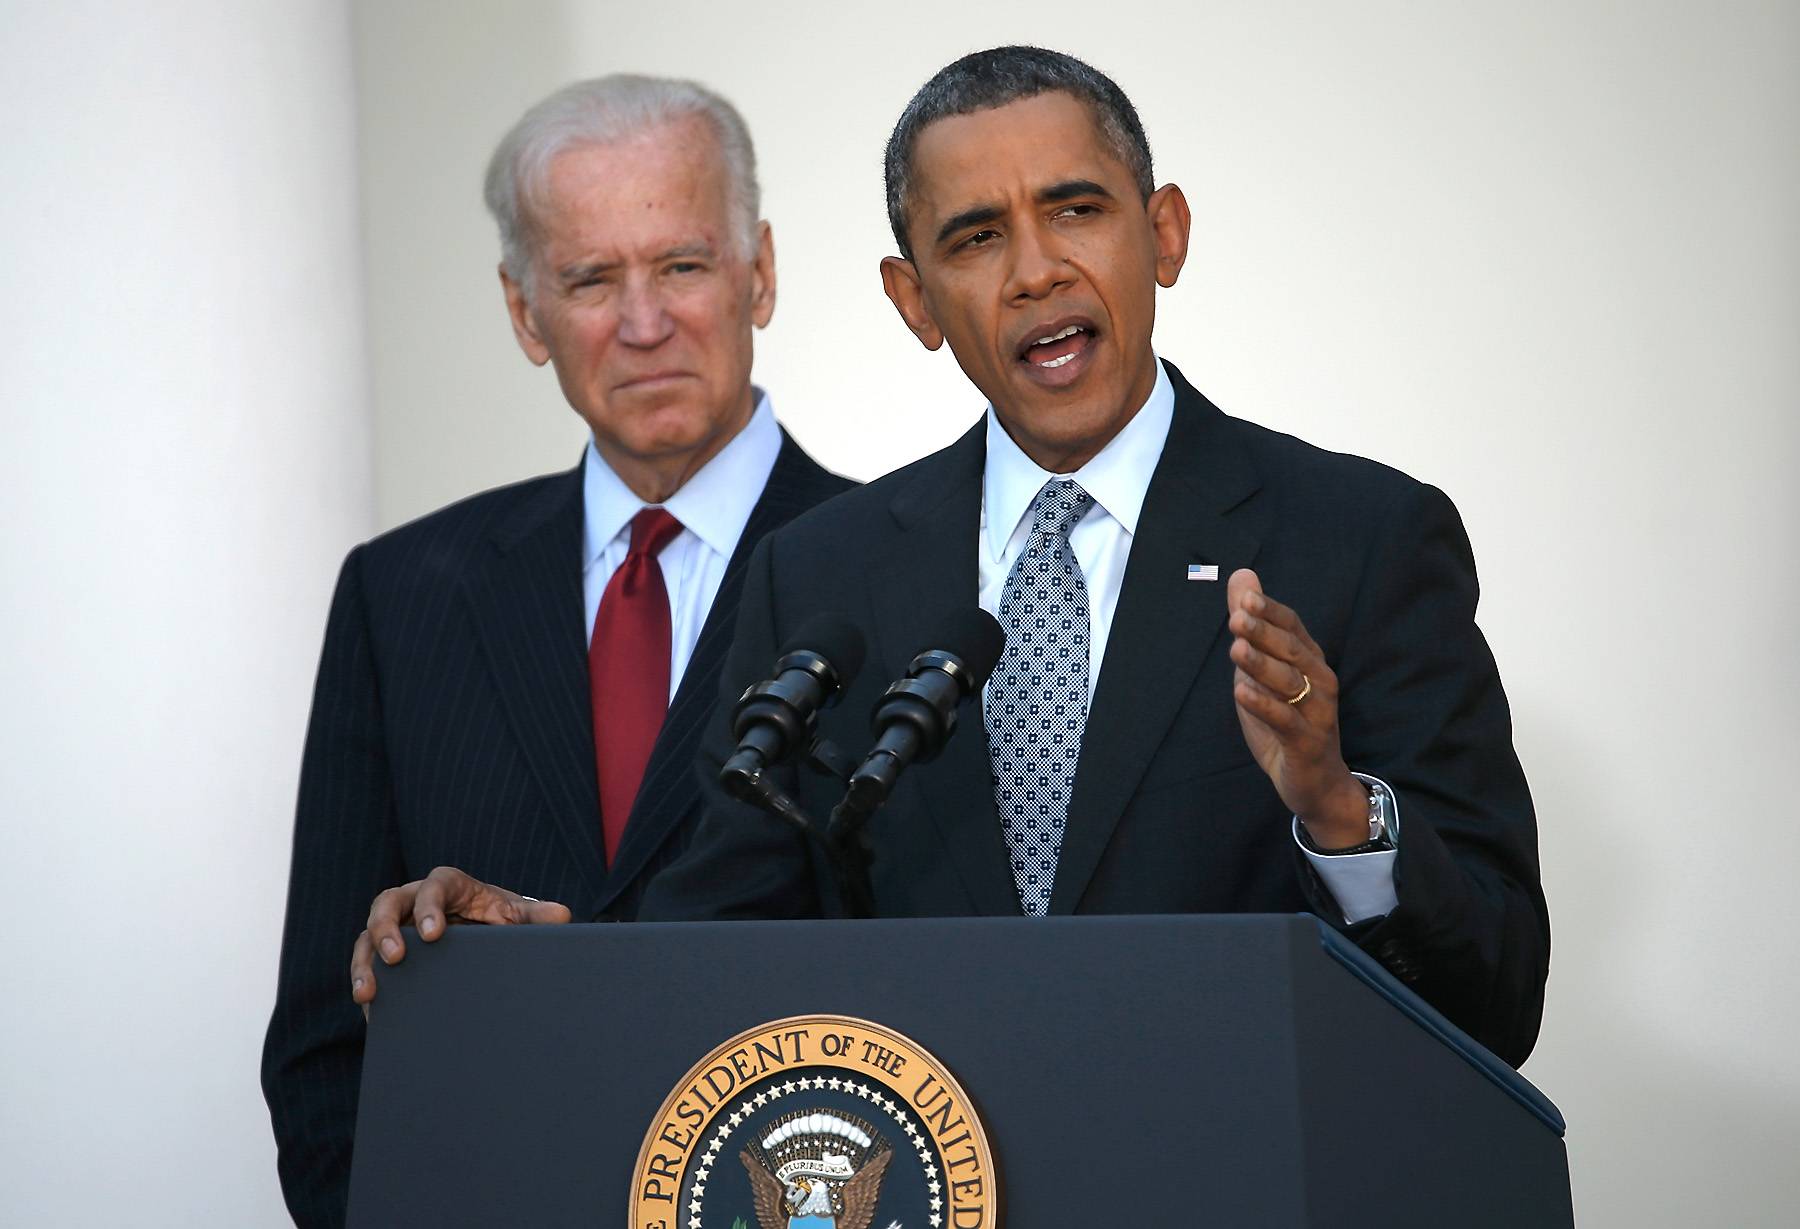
[582,390,782,700]
[977,359,1399,923]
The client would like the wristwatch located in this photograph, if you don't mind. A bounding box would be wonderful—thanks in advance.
[1300,775,1396,856]
[1363,777,1394,845]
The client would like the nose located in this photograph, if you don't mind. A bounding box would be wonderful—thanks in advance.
[1004,222,1076,303]
[616,276,675,347]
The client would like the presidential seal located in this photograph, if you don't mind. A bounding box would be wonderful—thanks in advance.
[630,1015,998,1229]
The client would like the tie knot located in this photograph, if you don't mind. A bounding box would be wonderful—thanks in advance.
[627,507,683,560]
[1027,479,1094,540]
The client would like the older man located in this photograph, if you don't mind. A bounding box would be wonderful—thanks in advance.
[260,75,849,1226]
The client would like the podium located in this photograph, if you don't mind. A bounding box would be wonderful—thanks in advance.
[348,914,1570,1227]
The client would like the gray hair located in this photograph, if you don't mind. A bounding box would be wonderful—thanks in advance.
[483,74,761,297]
[883,46,1155,260]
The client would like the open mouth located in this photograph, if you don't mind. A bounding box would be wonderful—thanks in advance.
[1016,318,1098,383]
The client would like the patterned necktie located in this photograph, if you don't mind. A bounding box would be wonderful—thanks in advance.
[986,479,1095,915]
[589,507,684,865]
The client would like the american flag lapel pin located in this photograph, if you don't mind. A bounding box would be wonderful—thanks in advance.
[1187,563,1219,582]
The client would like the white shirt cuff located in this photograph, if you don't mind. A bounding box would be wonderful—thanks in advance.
[1291,772,1400,924]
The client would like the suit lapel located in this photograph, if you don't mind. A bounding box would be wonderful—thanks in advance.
[870,421,1022,917]
[598,434,844,910]
[1048,366,1269,914]
[464,462,608,901]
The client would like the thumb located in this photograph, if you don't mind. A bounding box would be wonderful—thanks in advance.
[1226,567,1262,613]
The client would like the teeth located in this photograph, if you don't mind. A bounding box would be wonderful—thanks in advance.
[1038,352,1076,368]
[1033,324,1083,346]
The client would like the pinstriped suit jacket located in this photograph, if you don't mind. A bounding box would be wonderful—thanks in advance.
[260,432,852,1228]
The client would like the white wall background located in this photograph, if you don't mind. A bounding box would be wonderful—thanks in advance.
[0,2,370,1225]
[2,0,1794,1224]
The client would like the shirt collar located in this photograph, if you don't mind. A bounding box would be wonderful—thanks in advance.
[583,388,782,566]
[982,357,1175,557]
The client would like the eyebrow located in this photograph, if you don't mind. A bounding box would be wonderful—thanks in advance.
[932,179,1118,247]
[556,242,718,283]
[557,259,618,284]
[935,204,1004,248]
[1039,178,1114,205]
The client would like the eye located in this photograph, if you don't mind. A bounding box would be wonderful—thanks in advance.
[667,261,706,275]
[959,229,1000,251]
[1054,203,1098,220]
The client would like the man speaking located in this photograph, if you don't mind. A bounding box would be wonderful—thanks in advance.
[262,76,849,1226]
[369,47,1548,1067]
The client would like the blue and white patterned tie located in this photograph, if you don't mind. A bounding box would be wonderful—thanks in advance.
[986,479,1095,916]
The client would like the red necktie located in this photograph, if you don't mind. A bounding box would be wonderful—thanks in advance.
[590,507,684,864]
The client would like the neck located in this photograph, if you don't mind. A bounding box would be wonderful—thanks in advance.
[1002,350,1159,474]
[596,387,755,504]
[1013,429,1124,475]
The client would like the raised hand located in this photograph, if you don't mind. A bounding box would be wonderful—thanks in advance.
[1226,568,1368,848]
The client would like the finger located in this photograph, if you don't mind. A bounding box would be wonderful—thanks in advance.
[1226,567,1262,615]
[425,866,529,928]
[521,899,574,925]
[416,865,511,934]
[1230,634,1310,701]
[423,866,565,930]
[1236,647,1337,723]
[1234,673,1312,737]
[1228,606,1313,671]
[351,929,379,1005]
[1231,665,1273,736]
[1235,586,1324,657]
[366,881,421,965]
[412,870,455,940]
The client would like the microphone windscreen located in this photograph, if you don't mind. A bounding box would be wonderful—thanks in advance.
[780,611,867,686]
[926,608,1006,686]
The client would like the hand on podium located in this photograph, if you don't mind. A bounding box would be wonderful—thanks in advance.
[350,866,571,1014]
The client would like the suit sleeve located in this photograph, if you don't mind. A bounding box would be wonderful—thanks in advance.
[260,546,405,1228]
[637,535,830,921]
[1301,481,1549,1067]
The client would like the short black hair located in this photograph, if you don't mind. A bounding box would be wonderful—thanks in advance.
[883,46,1155,260]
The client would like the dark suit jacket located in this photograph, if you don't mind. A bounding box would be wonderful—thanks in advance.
[641,363,1548,1067]
[260,432,851,1228]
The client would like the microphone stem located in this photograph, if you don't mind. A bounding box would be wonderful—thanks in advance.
[733,773,822,844]
[731,771,874,919]
[826,793,878,919]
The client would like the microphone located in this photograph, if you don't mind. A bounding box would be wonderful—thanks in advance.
[845,609,1005,810]
[719,613,866,800]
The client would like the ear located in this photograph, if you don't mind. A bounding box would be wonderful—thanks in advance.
[880,255,944,351]
[749,220,777,329]
[500,263,551,366]
[1145,183,1191,289]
